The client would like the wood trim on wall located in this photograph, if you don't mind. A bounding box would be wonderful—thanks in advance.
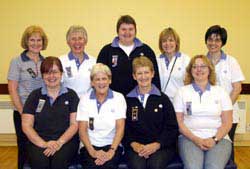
[1,83,250,94]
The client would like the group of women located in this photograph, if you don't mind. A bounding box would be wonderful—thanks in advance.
[7,15,244,169]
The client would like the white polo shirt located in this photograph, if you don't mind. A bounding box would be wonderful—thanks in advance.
[173,83,232,139]
[76,89,126,147]
[157,52,190,102]
[59,52,96,97]
[208,52,245,123]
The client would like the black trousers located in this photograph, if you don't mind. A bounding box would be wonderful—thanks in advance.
[28,139,78,169]
[79,145,123,169]
[228,123,238,161]
[126,148,175,169]
[13,110,28,169]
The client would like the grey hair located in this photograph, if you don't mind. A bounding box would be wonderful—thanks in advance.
[66,25,88,43]
[90,63,112,81]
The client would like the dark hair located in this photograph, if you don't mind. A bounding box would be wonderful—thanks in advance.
[205,25,227,46]
[41,56,63,75]
[116,15,137,33]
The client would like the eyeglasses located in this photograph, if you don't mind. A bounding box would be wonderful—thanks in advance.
[207,37,222,43]
[43,70,61,76]
[192,65,208,70]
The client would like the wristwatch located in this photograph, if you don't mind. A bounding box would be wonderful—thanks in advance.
[212,136,219,144]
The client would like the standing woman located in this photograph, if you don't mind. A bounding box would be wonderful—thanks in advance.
[7,25,48,169]
[22,57,79,169]
[157,27,190,102]
[205,25,245,154]
[97,15,161,96]
[60,25,96,97]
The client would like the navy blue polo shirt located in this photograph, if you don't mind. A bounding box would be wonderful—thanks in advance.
[23,84,79,141]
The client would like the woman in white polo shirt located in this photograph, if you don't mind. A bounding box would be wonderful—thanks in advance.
[77,63,126,169]
[157,27,190,102]
[174,55,233,169]
[205,25,245,159]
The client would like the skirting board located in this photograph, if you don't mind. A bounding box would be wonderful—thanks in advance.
[1,133,250,147]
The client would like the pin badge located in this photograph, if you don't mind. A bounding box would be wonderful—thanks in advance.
[131,107,138,121]
[36,99,46,112]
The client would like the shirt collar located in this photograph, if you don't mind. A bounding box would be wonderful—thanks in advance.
[68,51,89,61]
[207,50,227,60]
[21,50,44,62]
[89,88,114,100]
[127,84,161,98]
[111,36,143,48]
[192,82,211,94]
[41,82,68,96]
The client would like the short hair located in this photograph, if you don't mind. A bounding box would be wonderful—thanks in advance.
[40,56,63,76]
[116,15,137,33]
[90,63,112,81]
[159,27,180,53]
[132,56,154,73]
[184,55,216,85]
[21,25,48,50]
[205,25,227,46]
[66,25,88,43]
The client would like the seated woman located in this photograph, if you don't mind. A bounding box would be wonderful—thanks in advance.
[124,56,179,169]
[77,63,126,169]
[22,56,79,169]
[173,55,233,169]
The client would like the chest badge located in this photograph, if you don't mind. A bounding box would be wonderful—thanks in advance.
[131,106,138,121]
[112,55,118,67]
[65,66,73,77]
[36,99,46,112]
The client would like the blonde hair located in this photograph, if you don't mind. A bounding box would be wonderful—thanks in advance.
[184,55,216,85]
[21,25,48,50]
[159,27,180,54]
[132,56,154,73]
[90,63,112,81]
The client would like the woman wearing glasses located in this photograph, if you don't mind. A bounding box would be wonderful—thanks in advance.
[7,25,48,169]
[22,57,79,169]
[205,25,245,156]
[173,55,233,169]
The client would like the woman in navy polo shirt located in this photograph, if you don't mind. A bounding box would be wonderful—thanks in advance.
[124,56,178,169]
[77,63,126,169]
[22,57,79,169]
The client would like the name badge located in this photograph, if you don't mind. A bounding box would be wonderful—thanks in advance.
[36,99,46,112]
[89,117,94,130]
[112,55,118,67]
[65,67,73,78]
[131,106,138,121]
[186,102,192,115]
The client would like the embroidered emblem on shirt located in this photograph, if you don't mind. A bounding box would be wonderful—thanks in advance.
[186,101,192,115]
[178,67,181,71]
[154,108,158,112]
[27,68,37,78]
[65,67,73,77]
[65,101,69,105]
[140,53,144,56]
[112,55,118,67]
[111,109,115,113]
[215,100,219,104]
[36,99,46,112]
[131,106,139,121]
[223,70,227,74]
[158,104,163,108]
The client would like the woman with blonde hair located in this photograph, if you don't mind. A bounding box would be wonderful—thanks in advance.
[7,25,48,169]
[174,55,233,169]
